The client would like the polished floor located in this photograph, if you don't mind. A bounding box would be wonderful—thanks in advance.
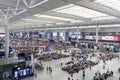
[23,53,120,80]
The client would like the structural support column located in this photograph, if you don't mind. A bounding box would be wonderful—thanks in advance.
[63,27,65,41]
[44,30,46,39]
[95,24,99,54]
[96,25,99,44]
[4,19,9,59]
[67,33,69,42]
[77,27,79,42]
[31,53,36,79]
[31,54,34,67]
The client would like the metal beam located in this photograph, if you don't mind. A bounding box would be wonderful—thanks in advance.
[9,0,81,22]
[75,0,120,17]
[0,0,25,8]
[23,0,29,7]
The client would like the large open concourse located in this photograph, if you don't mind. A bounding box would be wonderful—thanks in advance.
[1,0,120,80]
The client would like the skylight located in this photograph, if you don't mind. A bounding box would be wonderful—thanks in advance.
[95,0,120,12]
[34,14,74,21]
[52,4,110,18]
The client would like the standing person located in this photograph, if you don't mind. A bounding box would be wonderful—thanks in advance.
[34,72,37,79]
[71,73,73,78]
[68,77,70,80]
[50,67,52,73]
[118,55,119,60]
[103,64,105,70]
[83,69,85,74]
[49,66,52,73]
[82,69,85,80]
[61,62,63,67]
[110,71,113,76]
[89,65,91,70]
[46,66,48,71]
[110,57,112,61]
[49,66,51,72]
[82,73,85,80]
[103,59,105,64]
[90,55,92,59]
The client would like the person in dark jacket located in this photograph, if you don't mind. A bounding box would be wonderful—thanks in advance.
[68,77,70,80]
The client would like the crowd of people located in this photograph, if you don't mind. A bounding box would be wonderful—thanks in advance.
[98,53,119,61]
[33,43,120,80]
[34,62,44,70]
[62,60,98,74]
[93,70,114,80]
[46,66,52,73]
[35,53,69,61]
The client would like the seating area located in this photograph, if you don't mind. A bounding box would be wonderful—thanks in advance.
[62,60,98,74]
[71,49,93,59]
[34,62,44,70]
[98,53,119,61]
[93,70,114,80]
[35,53,69,61]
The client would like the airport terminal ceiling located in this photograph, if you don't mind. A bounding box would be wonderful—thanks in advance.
[0,0,120,31]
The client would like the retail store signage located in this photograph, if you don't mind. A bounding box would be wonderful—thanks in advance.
[114,36,119,41]
[85,36,96,40]
[101,36,114,41]
[85,36,93,40]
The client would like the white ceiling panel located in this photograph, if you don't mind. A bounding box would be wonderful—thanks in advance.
[52,4,111,18]
[95,0,120,12]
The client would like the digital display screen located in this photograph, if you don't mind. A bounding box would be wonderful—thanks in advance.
[31,34,40,38]
[53,32,57,37]
[19,70,23,77]
[14,71,18,78]
[46,32,51,36]
[26,69,30,75]
[46,32,51,38]
[71,35,77,39]
[13,68,33,79]
[60,32,63,36]
[78,36,81,39]
[23,69,26,76]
